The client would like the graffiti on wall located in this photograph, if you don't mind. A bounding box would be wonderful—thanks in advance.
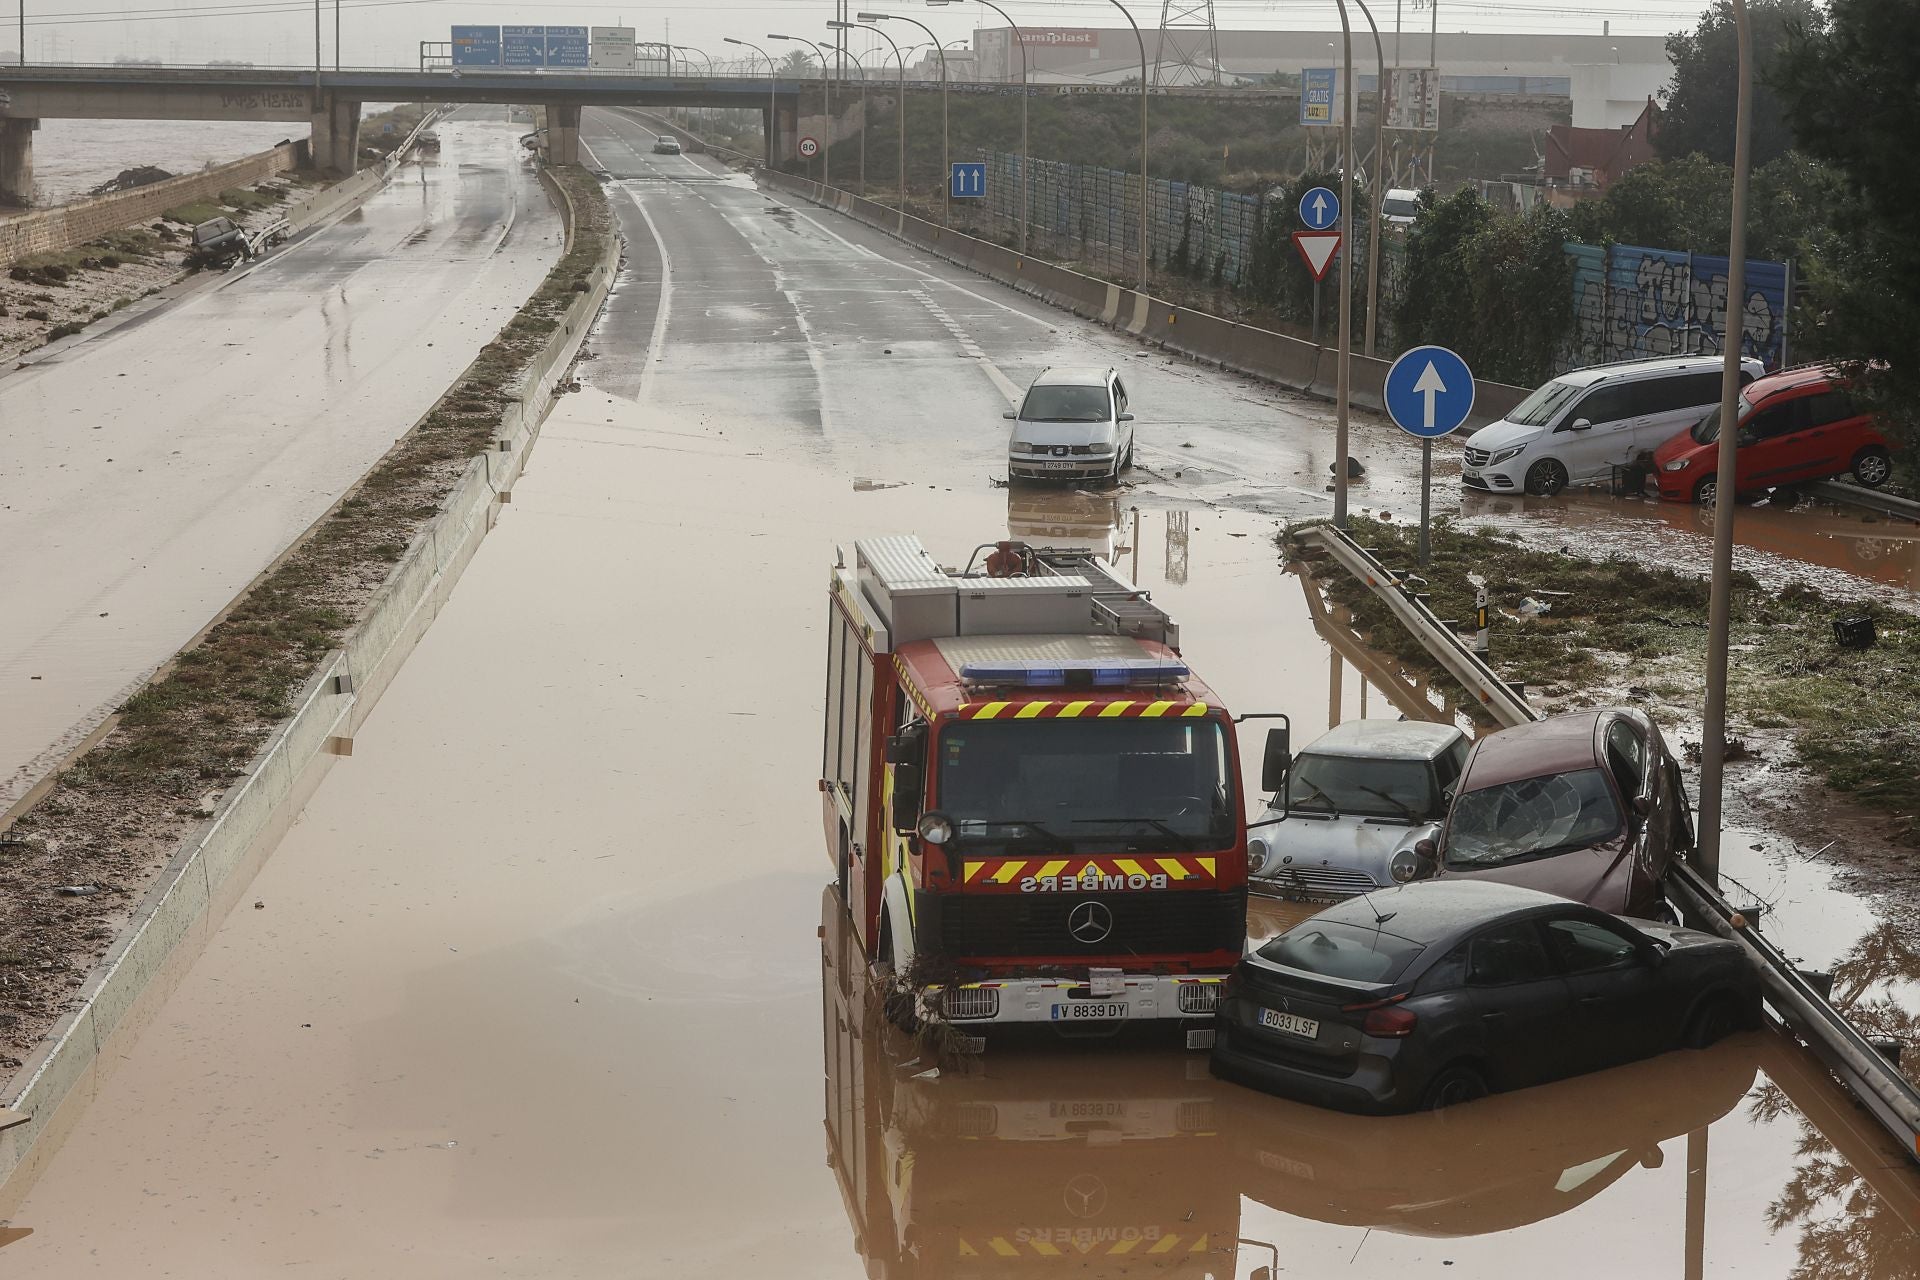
[1563,241,1790,373]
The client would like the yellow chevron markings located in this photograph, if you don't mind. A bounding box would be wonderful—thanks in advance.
[1156,857,1189,879]
[1141,700,1175,718]
[989,860,1027,884]
[1183,703,1209,717]
[973,701,1010,719]
[1114,857,1150,878]
[1060,700,1094,717]
[1099,701,1134,717]
[1036,859,1071,878]
[1015,701,1051,719]
[964,861,986,882]
[1196,856,1216,876]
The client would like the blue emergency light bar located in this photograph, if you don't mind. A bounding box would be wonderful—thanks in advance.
[958,658,1191,689]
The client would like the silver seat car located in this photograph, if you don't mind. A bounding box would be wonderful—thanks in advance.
[1249,720,1469,902]
[1004,366,1135,484]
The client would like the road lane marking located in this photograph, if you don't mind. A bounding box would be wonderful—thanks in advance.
[622,186,675,404]
[911,288,1020,405]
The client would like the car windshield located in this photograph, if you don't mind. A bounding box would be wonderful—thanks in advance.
[1258,920,1425,983]
[936,718,1231,853]
[1020,384,1111,423]
[1506,378,1586,427]
[1446,768,1623,866]
[1382,195,1419,218]
[1691,394,1753,444]
[1288,753,1437,820]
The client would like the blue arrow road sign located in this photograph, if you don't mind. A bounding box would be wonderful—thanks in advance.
[1384,345,1476,438]
[950,162,987,199]
[1299,186,1339,231]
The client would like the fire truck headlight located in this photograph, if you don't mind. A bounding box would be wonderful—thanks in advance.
[917,812,954,845]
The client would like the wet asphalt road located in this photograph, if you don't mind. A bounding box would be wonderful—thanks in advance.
[0,115,561,809]
[3,111,1920,1274]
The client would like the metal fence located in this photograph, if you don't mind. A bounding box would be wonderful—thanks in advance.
[972,151,1261,287]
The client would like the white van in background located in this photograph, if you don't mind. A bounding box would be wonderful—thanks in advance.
[1381,189,1421,227]
[1461,354,1765,496]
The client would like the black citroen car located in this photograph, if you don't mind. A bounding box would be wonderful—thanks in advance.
[1211,880,1760,1113]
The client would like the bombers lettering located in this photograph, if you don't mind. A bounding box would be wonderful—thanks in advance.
[1016,1226,1164,1244]
[1021,872,1169,893]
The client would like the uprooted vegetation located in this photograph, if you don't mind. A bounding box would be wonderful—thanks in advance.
[0,167,613,1069]
[1293,516,1920,847]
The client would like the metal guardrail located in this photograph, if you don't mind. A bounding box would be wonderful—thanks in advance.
[1290,521,1540,727]
[1295,517,1920,1163]
[1805,479,1920,524]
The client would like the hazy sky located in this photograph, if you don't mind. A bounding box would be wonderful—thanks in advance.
[5,0,1706,69]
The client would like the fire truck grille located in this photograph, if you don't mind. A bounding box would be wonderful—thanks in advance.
[1177,983,1222,1015]
[942,986,1002,1020]
[937,891,1245,959]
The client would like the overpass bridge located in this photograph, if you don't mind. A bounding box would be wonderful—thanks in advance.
[0,63,1298,203]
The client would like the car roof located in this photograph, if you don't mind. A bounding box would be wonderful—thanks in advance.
[1312,880,1574,945]
[1745,362,1843,403]
[1032,366,1112,388]
[1462,709,1607,787]
[1552,354,1757,389]
[1302,719,1463,761]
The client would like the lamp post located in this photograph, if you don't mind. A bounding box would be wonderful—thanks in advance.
[1353,0,1386,358]
[817,38,867,192]
[929,0,1026,252]
[1331,0,1355,528]
[833,18,906,215]
[769,33,829,183]
[723,36,778,164]
[859,12,947,225]
[1696,0,1753,889]
[1101,0,1150,290]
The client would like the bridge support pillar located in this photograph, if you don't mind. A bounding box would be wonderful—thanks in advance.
[770,100,797,167]
[307,94,362,176]
[0,118,36,208]
[546,103,581,166]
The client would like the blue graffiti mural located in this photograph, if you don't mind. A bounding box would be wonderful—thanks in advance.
[1563,241,1790,373]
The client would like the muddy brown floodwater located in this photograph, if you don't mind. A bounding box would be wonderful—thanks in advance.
[3,146,1920,1275]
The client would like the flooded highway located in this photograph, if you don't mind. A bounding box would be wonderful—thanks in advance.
[2,118,1918,1274]
[0,114,562,808]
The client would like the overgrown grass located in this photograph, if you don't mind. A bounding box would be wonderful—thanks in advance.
[1302,516,1920,842]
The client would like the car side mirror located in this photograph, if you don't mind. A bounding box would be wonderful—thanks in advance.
[1002,410,1017,420]
[890,764,924,835]
[1737,427,1756,446]
[1118,412,1134,422]
[1632,795,1651,817]
[1261,725,1291,794]
[1569,418,1593,432]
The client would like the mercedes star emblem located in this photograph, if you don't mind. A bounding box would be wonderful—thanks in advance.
[1063,1173,1109,1218]
[1068,901,1114,944]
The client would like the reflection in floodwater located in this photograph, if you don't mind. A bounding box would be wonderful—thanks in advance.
[1753,920,1920,1279]
[1456,489,1920,596]
[1004,489,1126,564]
[817,888,1835,1277]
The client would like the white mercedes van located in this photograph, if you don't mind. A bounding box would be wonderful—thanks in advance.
[1461,355,1764,496]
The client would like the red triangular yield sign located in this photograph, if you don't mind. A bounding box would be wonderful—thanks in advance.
[1292,231,1342,281]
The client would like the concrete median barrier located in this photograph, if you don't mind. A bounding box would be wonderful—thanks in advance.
[0,167,620,1202]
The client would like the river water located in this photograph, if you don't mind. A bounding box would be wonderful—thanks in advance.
[28,118,308,205]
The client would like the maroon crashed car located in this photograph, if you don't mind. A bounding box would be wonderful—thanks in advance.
[1417,708,1691,919]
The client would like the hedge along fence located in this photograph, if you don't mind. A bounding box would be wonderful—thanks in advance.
[0,142,302,268]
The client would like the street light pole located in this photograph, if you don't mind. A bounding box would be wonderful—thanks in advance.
[1354,0,1386,358]
[835,19,906,215]
[929,0,1025,252]
[1697,0,1753,889]
[860,12,947,225]
[1332,0,1355,528]
[768,33,828,182]
[724,37,779,164]
[1098,0,1149,290]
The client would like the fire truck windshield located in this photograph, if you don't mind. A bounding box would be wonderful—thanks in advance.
[937,719,1233,853]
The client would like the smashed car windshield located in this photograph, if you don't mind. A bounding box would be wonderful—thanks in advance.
[1446,768,1623,866]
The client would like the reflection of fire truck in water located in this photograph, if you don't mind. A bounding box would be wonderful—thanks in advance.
[820,535,1287,1041]
[820,889,1241,1277]
[822,889,1765,1276]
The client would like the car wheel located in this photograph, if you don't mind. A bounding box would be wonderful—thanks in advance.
[1854,446,1894,489]
[1683,995,1739,1049]
[1524,458,1568,497]
[1419,1063,1490,1110]
[1694,475,1717,506]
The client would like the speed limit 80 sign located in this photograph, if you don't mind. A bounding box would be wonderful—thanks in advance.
[798,136,820,158]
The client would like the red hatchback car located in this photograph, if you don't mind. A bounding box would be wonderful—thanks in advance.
[1653,364,1895,503]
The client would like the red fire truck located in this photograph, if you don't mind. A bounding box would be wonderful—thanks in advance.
[821,535,1287,1047]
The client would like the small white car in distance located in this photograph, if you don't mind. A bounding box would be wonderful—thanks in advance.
[1249,720,1469,901]
[653,134,682,155]
[1004,367,1135,485]
[1461,354,1764,496]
